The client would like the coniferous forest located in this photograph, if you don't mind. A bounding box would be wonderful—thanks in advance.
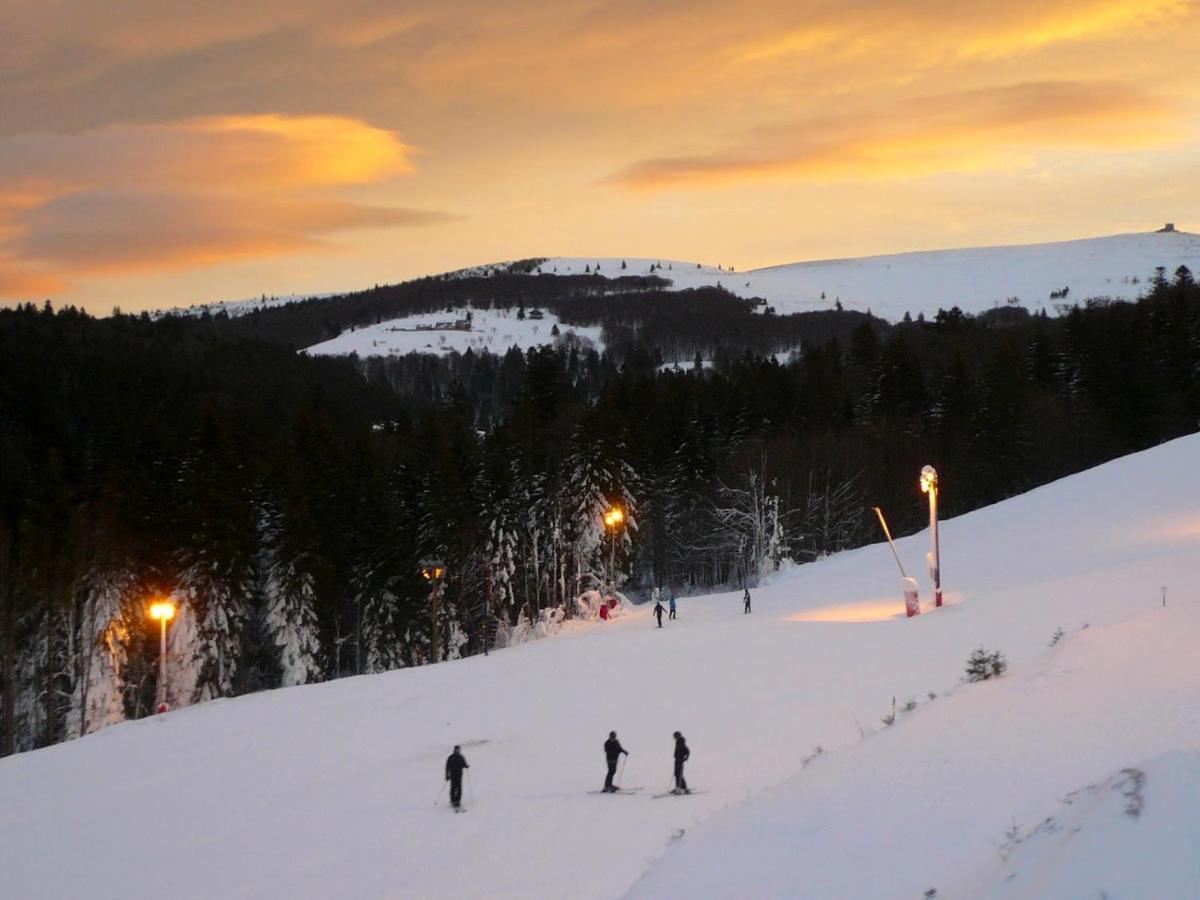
[2,266,1198,753]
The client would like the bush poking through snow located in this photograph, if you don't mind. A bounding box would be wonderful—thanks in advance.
[1049,626,1065,647]
[802,745,825,768]
[965,647,1008,682]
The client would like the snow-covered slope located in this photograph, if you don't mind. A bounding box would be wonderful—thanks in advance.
[153,293,329,320]
[303,306,602,358]
[2,435,1199,898]
[539,230,1200,321]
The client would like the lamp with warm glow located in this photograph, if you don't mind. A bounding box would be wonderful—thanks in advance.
[604,506,625,591]
[149,601,176,621]
[420,560,446,663]
[147,597,177,712]
[919,466,942,607]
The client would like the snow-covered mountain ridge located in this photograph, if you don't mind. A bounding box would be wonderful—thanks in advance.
[154,228,1200,328]
[531,228,1200,321]
[1,434,1198,898]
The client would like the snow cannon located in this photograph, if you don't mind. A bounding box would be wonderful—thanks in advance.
[902,577,920,618]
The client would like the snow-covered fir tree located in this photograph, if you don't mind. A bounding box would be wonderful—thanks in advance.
[66,566,135,739]
[262,555,322,687]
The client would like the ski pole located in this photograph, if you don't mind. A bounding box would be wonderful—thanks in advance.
[617,754,627,788]
[434,779,447,807]
[467,770,475,805]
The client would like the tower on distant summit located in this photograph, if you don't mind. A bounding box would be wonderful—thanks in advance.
[1157,222,1176,232]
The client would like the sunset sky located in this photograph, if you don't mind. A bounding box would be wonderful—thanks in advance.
[2,0,1199,313]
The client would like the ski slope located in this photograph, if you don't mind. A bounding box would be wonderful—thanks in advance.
[538,229,1200,321]
[303,307,603,359]
[1,435,1199,898]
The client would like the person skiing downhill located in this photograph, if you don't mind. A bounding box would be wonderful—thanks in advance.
[743,588,751,614]
[445,745,469,809]
[672,731,690,794]
[653,599,665,628]
[668,594,677,620]
[604,731,629,792]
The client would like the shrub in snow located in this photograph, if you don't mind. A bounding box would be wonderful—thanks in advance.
[1048,626,1065,647]
[964,647,1008,682]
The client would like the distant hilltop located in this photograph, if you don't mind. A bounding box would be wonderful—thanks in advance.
[161,228,1200,325]
[516,228,1200,322]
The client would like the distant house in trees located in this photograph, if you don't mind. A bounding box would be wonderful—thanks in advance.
[528,308,545,320]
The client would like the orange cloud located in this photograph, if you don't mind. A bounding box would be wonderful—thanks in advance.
[607,81,1182,189]
[956,0,1190,59]
[0,115,453,297]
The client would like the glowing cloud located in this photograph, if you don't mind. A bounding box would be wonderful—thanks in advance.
[608,81,1182,189]
[0,115,451,297]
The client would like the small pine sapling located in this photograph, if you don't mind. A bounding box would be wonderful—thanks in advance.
[1048,627,1065,647]
[965,647,1008,682]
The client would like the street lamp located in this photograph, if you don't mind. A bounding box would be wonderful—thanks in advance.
[603,507,624,591]
[920,466,942,607]
[148,598,176,712]
[421,560,446,664]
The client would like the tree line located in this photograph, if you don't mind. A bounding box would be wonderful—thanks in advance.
[2,264,1198,753]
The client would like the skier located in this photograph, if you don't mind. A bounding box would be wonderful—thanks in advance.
[672,731,690,794]
[743,588,751,614]
[668,594,677,620]
[653,598,665,628]
[445,744,469,809]
[604,731,629,792]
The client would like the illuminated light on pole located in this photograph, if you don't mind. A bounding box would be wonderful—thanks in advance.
[421,560,446,664]
[148,599,177,712]
[920,466,942,608]
[603,507,624,591]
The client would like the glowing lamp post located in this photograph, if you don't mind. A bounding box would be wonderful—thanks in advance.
[603,507,624,591]
[920,466,942,607]
[421,560,446,664]
[148,599,176,712]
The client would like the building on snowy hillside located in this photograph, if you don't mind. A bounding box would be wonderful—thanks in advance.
[1158,223,1176,232]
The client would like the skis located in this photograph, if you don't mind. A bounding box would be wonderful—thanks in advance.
[587,787,643,795]
[651,790,705,799]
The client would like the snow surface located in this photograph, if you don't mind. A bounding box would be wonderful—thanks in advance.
[538,230,1200,322]
[153,293,330,320]
[303,307,603,358]
[2,435,1199,898]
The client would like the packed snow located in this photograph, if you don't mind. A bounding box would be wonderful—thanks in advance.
[303,306,602,358]
[1,435,1199,898]
[538,229,1200,322]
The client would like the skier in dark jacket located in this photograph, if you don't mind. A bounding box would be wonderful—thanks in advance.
[603,731,629,792]
[445,745,469,808]
[653,600,665,628]
[672,731,690,794]
[743,588,751,614]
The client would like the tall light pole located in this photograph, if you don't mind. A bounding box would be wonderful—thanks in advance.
[603,507,624,591]
[148,598,176,712]
[920,466,942,607]
[421,560,446,664]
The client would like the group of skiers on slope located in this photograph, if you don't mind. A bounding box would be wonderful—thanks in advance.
[651,590,676,627]
[443,730,690,809]
[651,587,751,627]
[604,729,690,794]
